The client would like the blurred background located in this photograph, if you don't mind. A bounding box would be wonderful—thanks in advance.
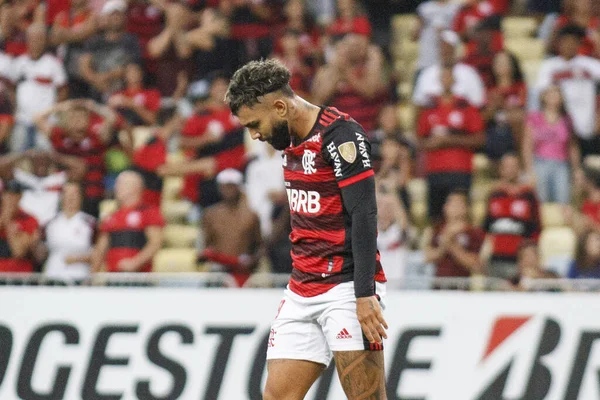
[1,0,600,398]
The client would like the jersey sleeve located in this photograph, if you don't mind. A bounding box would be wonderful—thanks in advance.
[143,207,166,228]
[321,123,374,188]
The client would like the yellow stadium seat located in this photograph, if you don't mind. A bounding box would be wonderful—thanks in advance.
[407,179,427,203]
[99,200,118,220]
[541,203,566,228]
[584,155,600,170]
[167,152,186,164]
[162,177,183,200]
[474,154,491,177]
[410,201,428,227]
[471,201,487,227]
[132,126,153,149]
[398,39,419,63]
[153,249,198,272]
[161,200,191,223]
[539,227,577,265]
[502,17,538,39]
[392,15,419,40]
[398,103,416,131]
[471,182,493,203]
[522,59,542,85]
[163,224,199,248]
[505,38,546,61]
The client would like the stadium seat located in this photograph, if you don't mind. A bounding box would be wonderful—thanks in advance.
[539,227,577,266]
[99,200,117,220]
[505,38,545,61]
[521,60,542,85]
[161,200,192,223]
[132,126,153,149]
[407,179,427,203]
[471,202,487,227]
[398,103,416,131]
[163,224,199,248]
[153,248,198,272]
[398,39,419,63]
[473,154,491,177]
[392,15,419,41]
[162,177,183,200]
[501,17,538,39]
[584,155,600,170]
[167,152,186,164]
[541,203,566,228]
[410,201,428,227]
[471,182,493,203]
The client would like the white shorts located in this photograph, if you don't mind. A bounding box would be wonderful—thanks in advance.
[266,281,386,366]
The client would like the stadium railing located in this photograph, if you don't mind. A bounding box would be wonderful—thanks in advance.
[1,273,599,292]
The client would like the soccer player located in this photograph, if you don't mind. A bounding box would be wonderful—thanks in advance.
[226,59,388,399]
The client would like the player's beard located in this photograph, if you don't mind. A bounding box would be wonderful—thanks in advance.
[268,120,291,150]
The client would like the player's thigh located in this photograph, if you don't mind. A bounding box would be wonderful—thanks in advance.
[333,350,387,400]
[264,359,325,400]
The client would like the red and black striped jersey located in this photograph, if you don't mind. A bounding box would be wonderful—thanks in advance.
[132,134,167,207]
[0,209,39,272]
[483,184,541,262]
[284,107,386,297]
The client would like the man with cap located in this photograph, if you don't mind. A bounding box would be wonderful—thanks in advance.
[91,170,164,273]
[413,30,485,109]
[0,180,40,273]
[79,0,142,101]
[199,168,262,287]
[312,31,389,132]
[537,25,600,158]
[158,72,246,213]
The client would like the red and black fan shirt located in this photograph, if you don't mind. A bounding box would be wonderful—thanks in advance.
[283,106,386,297]
[132,134,167,207]
[0,210,39,272]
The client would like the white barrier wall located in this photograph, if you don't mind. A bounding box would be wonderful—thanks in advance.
[1,288,600,400]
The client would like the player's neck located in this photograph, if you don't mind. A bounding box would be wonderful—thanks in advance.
[290,97,322,141]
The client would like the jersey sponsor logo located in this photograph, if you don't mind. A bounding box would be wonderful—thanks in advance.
[489,218,525,235]
[286,189,321,213]
[302,150,317,175]
[306,133,321,143]
[126,211,142,228]
[327,142,343,177]
[355,133,371,168]
[338,141,357,163]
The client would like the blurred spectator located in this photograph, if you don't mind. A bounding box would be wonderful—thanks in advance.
[312,33,388,131]
[186,8,236,80]
[276,0,321,59]
[377,182,409,287]
[375,131,413,210]
[200,169,262,287]
[568,230,600,278]
[548,0,600,58]
[80,0,142,101]
[414,0,461,72]
[92,170,164,273]
[452,0,501,43]
[0,150,85,226]
[42,181,96,282]
[131,106,182,207]
[220,0,276,64]
[528,0,561,15]
[461,16,504,88]
[327,0,372,38]
[567,169,600,234]
[108,64,161,126]
[50,0,98,99]
[126,0,165,74]
[483,51,526,163]
[146,2,196,97]
[245,144,290,273]
[34,100,125,218]
[413,30,485,109]
[10,24,68,152]
[0,0,45,56]
[511,240,557,288]
[272,29,314,99]
[523,85,581,203]
[424,189,485,277]
[0,85,14,155]
[537,25,600,158]
[0,180,40,272]
[417,67,485,221]
[483,153,542,280]
[160,72,246,212]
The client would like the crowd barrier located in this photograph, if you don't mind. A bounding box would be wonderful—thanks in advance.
[1,283,600,399]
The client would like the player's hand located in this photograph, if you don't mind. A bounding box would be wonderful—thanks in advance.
[356,296,388,344]
[117,258,138,272]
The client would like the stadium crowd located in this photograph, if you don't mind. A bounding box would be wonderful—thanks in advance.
[0,0,599,289]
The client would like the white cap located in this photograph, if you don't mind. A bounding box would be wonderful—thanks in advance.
[101,0,126,15]
[440,30,460,47]
[216,169,244,186]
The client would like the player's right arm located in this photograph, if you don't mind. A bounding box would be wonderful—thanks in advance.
[91,232,109,273]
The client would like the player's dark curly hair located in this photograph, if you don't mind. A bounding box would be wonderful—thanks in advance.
[225,59,294,115]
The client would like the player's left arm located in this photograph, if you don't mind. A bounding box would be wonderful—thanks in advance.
[322,124,388,344]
